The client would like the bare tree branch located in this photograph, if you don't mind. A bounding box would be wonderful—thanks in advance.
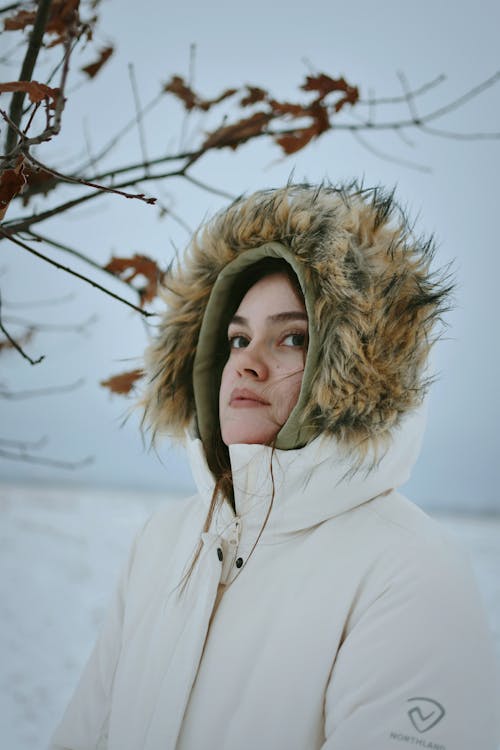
[4,0,52,153]
[181,172,236,200]
[26,230,145,298]
[2,291,75,308]
[351,130,432,173]
[128,63,150,175]
[22,149,158,203]
[397,70,420,123]
[0,435,48,449]
[76,90,166,172]
[0,378,84,399]
[0,446,93,468]
[4,313,97,333]
[0,3,24,14]
[0,229,155,317]
[0,289,44,364]
[358,74,447,106]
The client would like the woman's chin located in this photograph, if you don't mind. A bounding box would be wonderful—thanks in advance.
[221,420,278,446]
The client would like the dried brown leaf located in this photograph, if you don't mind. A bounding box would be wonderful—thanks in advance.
[164,75,237,111]
[163,75,197,109]
[3,9,36,32]
[275,128,317,155]
[0,80,59,106]
[198,88,238,111]
[80,45,114,78]
[46,0,80,36]
[275,102,330,155]
[104,254,161,306]
[240,86,268,106]
[0,157,27,220]
[4,0,81,42]
[100,368,144,395]
[203,111,272,150]
[301,73,359,110]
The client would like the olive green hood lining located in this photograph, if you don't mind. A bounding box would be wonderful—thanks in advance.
[192,242,320,452]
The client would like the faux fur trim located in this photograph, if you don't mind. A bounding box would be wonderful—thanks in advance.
[141,181,452,448]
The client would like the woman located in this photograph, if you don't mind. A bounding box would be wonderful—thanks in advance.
[51,183,498,750]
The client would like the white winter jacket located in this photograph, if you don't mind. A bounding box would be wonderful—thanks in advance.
[50,410,499,750]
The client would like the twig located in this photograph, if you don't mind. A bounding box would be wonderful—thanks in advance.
[0,378,84,399]
[351,130,432,173]
[77,90,165,171]
[420,70,500,124]
[2,165,185,234]
[45,34,80,88]
[0,447,93,469]
[180,172,236,200]
[358,74,446,106]
[83,148,202,183]
[0,229,155,317]
[1,291,75,308]
[0,3,24,13]
[128,63,149,175]
[179,43,196,152]
[4,313,97,333]
[83,118,98,175]
[156,199,193,234]
[0,435,48,449]
[417,123,500,141]
[397,70,420,123]
[0,289,44,364]
[26,230,146,299]
[23,150,157,204]
[4,0,52,153]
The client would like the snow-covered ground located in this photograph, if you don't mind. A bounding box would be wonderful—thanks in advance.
[1,483,499,750]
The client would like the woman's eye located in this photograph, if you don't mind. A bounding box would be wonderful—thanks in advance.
[282,332,306,347]
[229,335,249,349]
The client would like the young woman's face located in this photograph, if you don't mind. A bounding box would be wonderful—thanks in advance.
[219,272,307,445]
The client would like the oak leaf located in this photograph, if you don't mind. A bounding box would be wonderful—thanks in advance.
[163,75,237,111]
[0,80,60,107]
[203,111,272,150]
[301,73,359,110]
[100,369,144,395]
[81,45,114,78]
[104,254,161,306]
[0,157,27,220]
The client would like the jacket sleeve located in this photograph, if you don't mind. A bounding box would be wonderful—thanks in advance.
[48,525,145,750]
[321,532,499,750]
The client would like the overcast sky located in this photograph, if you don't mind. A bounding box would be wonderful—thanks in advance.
[1,0,499,512]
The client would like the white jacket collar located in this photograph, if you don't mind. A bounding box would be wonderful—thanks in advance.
[186,404,427,539]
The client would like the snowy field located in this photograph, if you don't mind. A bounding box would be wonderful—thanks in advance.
[1,482,499,750]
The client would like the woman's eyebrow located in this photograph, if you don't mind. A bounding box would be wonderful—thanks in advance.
[230,311,307,326]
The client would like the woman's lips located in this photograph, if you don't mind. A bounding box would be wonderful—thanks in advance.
[229,388,270,408]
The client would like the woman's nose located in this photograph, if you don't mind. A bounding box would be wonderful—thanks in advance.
[236,344,269,380]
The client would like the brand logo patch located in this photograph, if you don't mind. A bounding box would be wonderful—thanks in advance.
[407,697,446,733]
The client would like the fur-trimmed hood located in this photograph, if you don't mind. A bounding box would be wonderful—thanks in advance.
[142,182,451,453]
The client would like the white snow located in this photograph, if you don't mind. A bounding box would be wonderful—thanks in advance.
[0,483,498,749]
